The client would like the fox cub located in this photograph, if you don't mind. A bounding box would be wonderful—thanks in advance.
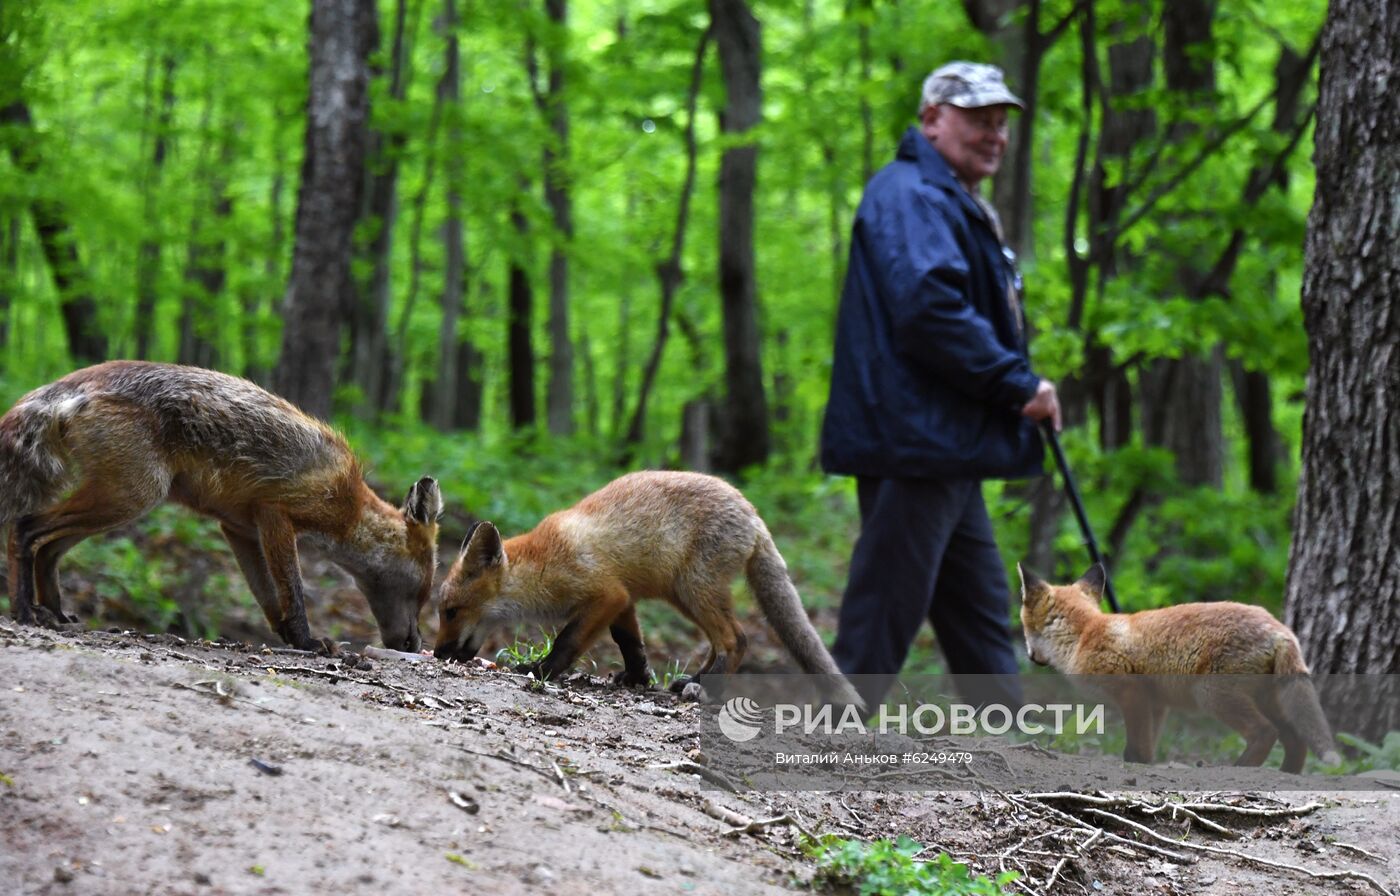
[433,470,863,707]
[1018,563,1340,773]
[0,362,441,652]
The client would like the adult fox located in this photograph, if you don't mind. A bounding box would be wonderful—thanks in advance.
[1018,563,1340,773]
[433,471,863,708]
[0,361,441,652]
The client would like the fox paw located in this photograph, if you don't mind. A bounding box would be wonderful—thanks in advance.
[610,667,653,689]
[29,606,78,629]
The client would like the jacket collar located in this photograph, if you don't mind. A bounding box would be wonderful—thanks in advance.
[896,125,993,232]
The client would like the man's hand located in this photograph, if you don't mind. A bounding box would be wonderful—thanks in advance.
[1021,379,1062,432]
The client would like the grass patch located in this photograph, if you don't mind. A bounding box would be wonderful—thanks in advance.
[806,834,1017,895]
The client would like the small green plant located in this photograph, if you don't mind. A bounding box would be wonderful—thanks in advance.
[806,834,1017,895]
[496,633,554,668]
[651,658,688,691]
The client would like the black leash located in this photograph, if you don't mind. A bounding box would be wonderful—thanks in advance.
[1040,421,1121,613]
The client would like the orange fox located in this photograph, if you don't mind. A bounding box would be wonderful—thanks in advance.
[0,361,442,652]
[1018,563,1341,773]
[433,471,863,707]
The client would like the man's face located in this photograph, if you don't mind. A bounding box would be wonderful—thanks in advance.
[920,103,1011,186]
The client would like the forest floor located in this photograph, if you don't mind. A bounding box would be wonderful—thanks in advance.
[2,533,1399,896]
[3,616,1399,896]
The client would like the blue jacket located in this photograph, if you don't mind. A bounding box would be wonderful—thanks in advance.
[820,126,1044,480]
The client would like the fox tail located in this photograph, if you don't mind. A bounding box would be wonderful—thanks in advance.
[0,391,81,526]
[745,524,865,711]
[1273,636,1342,767]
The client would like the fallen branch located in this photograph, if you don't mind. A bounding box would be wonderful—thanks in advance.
[649,759,738,793]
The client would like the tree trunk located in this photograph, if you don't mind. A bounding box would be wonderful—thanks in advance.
[246,170,286,386]
[1087,0,1153,452]
[541,0,575,436]
[430,0,481,431]
[1199,41,1317,495]
[273,0,377,417]
[0,215,16,347]
[508,201,537,430]
[1229,361,1278,495]
[1,100,106,363]
[178,131,232,370]
[621,25,708,458]
[1284,0,1400,741]
[349,0,411,413]
[1150,0,1223,489]
[709,0,769,473]
[134,54,177,361]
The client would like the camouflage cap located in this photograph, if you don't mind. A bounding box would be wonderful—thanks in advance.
[918,61,1024,115]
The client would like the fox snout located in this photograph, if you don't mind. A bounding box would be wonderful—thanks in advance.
[433,629,482,663]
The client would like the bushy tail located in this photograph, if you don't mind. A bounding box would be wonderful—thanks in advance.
[746,526,865,711]
[1273,636,1342,766]
[0,397,76,526]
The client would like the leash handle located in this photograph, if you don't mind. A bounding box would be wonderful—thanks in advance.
[1041,422,1121,613]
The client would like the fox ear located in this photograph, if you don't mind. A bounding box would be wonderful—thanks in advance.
[459,521,505,571]
[1076,563,1106,597]
[1017,563,1048,600]
[404,477,443,524]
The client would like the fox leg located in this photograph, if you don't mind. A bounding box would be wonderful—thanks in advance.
[8,523,36,625]
[668,585,748,703]
[252,507,319,651]
[219,523,283,637]
[1254,694,1304,778]
[607,604,653,687]
[1121,701,1164,764]
[32,533,88,623]
[525,585,629,681]
[1200,693,1277,767]
[14,477,167,626]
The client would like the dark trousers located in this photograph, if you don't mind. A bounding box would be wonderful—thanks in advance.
[832,476,1021,710]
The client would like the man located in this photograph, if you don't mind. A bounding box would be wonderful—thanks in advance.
[820,62,1060,710]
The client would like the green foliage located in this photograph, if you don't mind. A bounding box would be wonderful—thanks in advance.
[0,0,1331,664]
[806,834,1017,895]
[1334,732,1400,774]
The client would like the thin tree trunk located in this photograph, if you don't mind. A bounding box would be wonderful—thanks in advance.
[621,26,709,457]
[709,0,768,473]
[577,320,598,437]
[274,0,377,417]
[508,200,537,430]
[430,0,480,431]
[540,0,574,436]
[1196,41,1317,494]
[350,0,414,412]
[1,100,106,363]
[246,169,285,385]
[1151,0,1223,488]
[848,0,874,185]
[135,54,177,361]
[0,215,16,347]
[178,115,231,370]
